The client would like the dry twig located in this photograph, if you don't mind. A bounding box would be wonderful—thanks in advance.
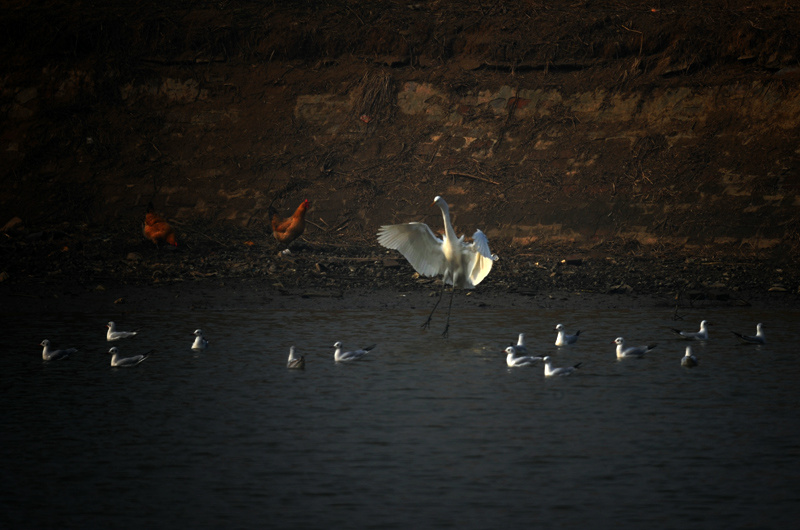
[443,170,499,185]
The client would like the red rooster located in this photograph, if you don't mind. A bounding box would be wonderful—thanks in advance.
[269,199,310,248]
[143,202,177,247]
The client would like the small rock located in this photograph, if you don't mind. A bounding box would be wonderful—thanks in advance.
[608,283,633,294]
[0,271,9,282]
[127,252,143,261]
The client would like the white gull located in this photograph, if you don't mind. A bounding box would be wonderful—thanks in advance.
[670,319,710,340]
[542,356,581,377]
[504,345,542,367]
[333,341,376,362]
[192,329,209,351]
[614,337,657,359]
[513,333,529,355]
[554,323,581,346]
[107,346,152,367]
[106,321,139,341]
[732,323,766,345]
[681,345,699,367]
[40,339,77,361]
[287,346,305,369]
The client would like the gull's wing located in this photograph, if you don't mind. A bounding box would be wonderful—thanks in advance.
[377,223,446,278]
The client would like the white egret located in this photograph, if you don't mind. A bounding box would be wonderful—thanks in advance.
[377,195,498,337]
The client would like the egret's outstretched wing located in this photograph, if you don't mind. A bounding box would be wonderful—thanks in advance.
[466,229,499,287]
[377,223,446,278]
[470,230,496,259]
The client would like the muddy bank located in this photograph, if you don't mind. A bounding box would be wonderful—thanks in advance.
[2,220,798,314]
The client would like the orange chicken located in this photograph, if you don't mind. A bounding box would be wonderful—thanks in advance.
[143,202,177,247]
[270,199,310,248]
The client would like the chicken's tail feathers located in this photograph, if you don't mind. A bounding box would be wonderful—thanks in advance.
[268,204,279,224]
[575,330,582,336]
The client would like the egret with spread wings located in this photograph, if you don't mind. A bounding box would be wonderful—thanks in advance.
[377,195,498,337]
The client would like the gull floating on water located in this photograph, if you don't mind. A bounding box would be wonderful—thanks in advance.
[377,195,498,338]
[107,346,152,367]
[513,333,530,355]
[614,337,657,359]
[192,329,209,351]
[106,321,138,341]
[554,323,581,346]
[542,356,581,377]
[504,345,542,367]
[732,323,766,345]
[333,341,376,362]
[670,320,710,340]
[287,346,305,369]
[681,345,699,367]
[40,339,77,361]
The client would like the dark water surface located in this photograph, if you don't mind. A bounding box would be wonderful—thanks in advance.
[3,299,800,529]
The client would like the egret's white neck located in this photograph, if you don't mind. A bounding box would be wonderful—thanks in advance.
[436,200,456,242]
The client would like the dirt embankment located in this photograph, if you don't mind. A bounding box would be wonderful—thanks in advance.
[1,1,799,304]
